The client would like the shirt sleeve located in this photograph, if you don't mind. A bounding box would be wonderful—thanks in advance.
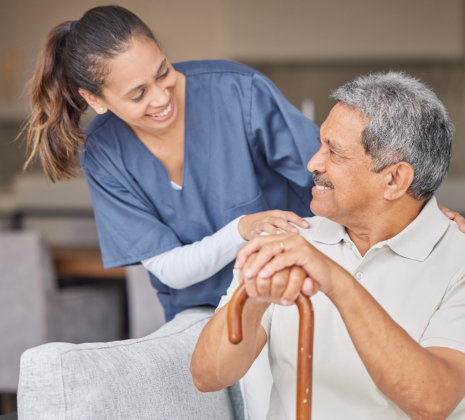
[420,265,465,353]
[249,73,320,193]
[81,152,181,268]
[142,217,247,289]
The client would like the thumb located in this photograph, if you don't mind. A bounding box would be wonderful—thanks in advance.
[302,277,319,296]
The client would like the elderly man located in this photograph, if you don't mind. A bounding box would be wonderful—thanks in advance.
[191,72,465,419]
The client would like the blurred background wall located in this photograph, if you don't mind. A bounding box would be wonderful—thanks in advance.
[0,0,464,203]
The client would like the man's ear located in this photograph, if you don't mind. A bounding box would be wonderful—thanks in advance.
[383,162,415,201]
[78,88,108,114]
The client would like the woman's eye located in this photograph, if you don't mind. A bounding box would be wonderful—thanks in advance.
[132,89,146,102]
[158,68,169,79]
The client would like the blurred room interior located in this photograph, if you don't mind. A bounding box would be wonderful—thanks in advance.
[1,0,465,415]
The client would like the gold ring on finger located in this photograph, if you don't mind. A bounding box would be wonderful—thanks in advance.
[279,240,285,252]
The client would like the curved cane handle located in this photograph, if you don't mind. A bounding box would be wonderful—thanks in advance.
[227,283,314,420]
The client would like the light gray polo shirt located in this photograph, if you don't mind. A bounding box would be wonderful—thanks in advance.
[224,197,465,419]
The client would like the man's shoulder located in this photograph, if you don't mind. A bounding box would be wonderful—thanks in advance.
[438,220,465,259]
[296,216,343,243]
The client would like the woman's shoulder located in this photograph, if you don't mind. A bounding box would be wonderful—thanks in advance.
[85,111,122,137]
[174,60,283,101]
[173,59,260,78]
[84,111,132,151]
[81,112,128,168]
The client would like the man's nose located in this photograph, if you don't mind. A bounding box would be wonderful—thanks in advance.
[307,148,325,174]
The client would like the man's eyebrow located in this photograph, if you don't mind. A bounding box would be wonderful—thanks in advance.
[123,58,167,97]
[322,137,345,152]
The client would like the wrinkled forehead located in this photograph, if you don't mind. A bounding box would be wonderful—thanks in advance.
[320,102,368,148]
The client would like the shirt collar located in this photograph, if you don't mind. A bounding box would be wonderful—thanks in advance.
[310,196,449,262]
[385,196,449,261]
[311,217,346,245]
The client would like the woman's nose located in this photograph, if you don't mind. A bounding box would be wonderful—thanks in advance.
[148,86,170,107]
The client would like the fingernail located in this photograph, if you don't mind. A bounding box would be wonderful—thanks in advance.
[301,220,310,228]
[290,226,298,232]
[245,269,254,278]
[281,299,291,305]
[258,269,269,278]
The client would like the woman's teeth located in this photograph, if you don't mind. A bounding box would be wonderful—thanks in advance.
[151,102,172,117]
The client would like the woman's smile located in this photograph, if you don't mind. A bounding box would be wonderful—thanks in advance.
[146,97,175,122]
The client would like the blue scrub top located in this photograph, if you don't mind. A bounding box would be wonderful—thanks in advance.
[81,60,320,320]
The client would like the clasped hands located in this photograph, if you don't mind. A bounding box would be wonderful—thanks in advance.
[234,232,347,305]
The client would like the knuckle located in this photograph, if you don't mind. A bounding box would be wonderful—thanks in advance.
[272,273,287,287]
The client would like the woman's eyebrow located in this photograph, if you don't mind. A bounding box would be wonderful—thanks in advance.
[156,58,167,75]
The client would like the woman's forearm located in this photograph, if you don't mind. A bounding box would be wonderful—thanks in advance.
[142,217,246,288]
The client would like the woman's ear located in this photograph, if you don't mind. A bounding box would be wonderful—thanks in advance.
[383,162,415,201]
[78,88,108,114]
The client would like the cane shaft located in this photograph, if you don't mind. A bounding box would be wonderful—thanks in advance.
[228,283,314,420]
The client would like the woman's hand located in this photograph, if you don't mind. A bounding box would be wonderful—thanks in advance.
[439,205,465,233]
[238,210,310,241]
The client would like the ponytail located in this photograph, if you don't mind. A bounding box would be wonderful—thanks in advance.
[25,21,88,181]
[24,6,158,182]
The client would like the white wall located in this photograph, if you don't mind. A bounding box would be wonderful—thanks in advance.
[225,0,464,62]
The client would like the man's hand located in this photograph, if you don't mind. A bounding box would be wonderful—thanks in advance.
[240,253,311,305]
[236,233,345,299]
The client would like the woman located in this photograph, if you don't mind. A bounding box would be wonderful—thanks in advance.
[24,5,319,321]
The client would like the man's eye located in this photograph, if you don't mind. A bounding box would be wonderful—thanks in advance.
[132,89,146,102]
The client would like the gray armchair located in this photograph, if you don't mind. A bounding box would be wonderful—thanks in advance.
[125,264,166,338]
[0,231,124,393]
[17,307,244,420]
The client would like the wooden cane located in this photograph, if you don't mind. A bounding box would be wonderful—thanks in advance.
[228,282,314,420]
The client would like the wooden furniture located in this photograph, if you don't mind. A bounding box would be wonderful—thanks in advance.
[51,246,125,279]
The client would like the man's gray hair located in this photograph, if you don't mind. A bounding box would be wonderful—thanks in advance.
[331,72,453,201]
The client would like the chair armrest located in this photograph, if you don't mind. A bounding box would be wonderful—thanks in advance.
[18,306,243,420]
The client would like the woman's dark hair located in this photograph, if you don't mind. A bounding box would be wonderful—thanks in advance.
[24,5,157,181]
